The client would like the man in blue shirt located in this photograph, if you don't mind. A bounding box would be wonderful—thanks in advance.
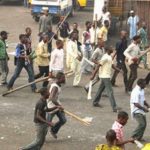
[7,34,38,93]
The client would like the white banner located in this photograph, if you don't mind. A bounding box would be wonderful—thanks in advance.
[93,0,105,21]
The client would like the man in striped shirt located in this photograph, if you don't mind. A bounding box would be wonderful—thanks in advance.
[112,111,134,150]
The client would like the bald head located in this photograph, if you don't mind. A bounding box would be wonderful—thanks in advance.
[120,30,127,39]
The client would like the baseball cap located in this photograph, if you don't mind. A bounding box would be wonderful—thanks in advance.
[130,10,134,13]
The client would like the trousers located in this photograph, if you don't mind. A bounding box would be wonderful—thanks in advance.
[21,123,48,150]
[0,59,9,84]
[111,61,128,89]
[127,64,138,91]
[93,78,117,111]
[34,66,49,87]
[132,113,147,140]
[47,110,66,134]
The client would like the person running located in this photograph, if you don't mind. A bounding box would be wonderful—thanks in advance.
[49,40,64,77]
[91,46,120,112]
[19,88,55,150]
[35,34,50,88]
[130,79,150,141]
[47,72,67,139]
[112,111,134,150]
[0,31,9,86]
[7,34,38,92]
[111,30,128,92]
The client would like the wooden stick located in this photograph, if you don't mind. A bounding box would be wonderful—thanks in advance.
[48,11,71,43]
[1,70,73,97]
[64,110,90,126]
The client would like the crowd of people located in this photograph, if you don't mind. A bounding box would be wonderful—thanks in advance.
[1,5,150,150]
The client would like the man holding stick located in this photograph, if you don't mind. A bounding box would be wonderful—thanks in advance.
[91,46,120,112]
[19,88,55,150]
[47,72,66,139]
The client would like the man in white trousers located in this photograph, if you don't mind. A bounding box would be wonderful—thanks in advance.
[66,32,82,86]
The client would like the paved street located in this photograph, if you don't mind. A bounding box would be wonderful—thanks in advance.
[0,4,150,150]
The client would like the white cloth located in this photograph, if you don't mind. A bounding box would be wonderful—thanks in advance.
[99,53,112,78]
[47,83,61,108]
[89,27,100,44]
[130,85,145,118]
[49,48,64,72]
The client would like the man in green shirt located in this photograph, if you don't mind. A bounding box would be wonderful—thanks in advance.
[0,31,9,85]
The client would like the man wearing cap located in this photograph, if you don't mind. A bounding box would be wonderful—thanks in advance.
[127,10,139,40]
[39,7,52,37]
[0,31,9,86]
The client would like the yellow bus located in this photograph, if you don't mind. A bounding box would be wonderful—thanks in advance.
[76,0,94,10]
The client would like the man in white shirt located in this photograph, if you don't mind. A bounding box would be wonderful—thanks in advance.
[127,10,139,39]
[89,22,100,48]
[124,35,141,92]
[130,79,149,141]
[66,32,82,86]
[90,46,120,112]
[49,40,64,77]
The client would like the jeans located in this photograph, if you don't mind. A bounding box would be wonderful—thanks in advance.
[93,78,117,110]
[47,110,66,134]
[7,60,36,91]
[34,66,49,87]
[0,59,9,84]
[132,113,147,140]
[111,61,128,88]
[127,64,138,91]
[81,44,92,73]
[21,123,48,150]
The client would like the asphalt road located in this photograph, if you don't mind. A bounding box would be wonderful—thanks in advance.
[0,4,150,150]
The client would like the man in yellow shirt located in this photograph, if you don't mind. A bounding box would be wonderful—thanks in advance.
[98,20,109,42]
[35,34,50,87]
[91,46,120,112]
